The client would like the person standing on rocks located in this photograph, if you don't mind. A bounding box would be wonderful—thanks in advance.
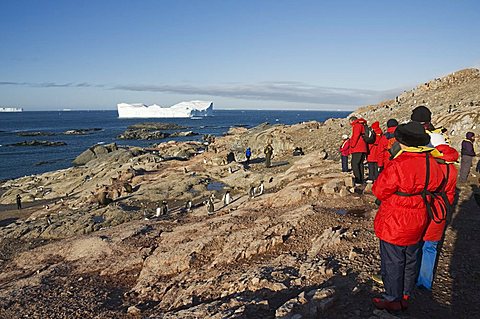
[16,194,22,210]
[245,147,252,165]
[377,119,398,172]
[411,105,449,145]
[339,134,350,172]
[372,122,446,311]
[417,134,458,290]
[366,121,382,182]
[348,116,368,185]
[264,143,274,168]
[459,132,476,183]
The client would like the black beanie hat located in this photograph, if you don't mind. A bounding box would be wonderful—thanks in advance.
[411,106,432,123]
[387,119,398,128]
[394,122,430,147]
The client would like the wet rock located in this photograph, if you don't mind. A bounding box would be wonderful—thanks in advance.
[7,140,66,147]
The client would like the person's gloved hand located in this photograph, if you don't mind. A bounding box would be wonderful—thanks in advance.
[375,198,381,206]
[476,160,480,173]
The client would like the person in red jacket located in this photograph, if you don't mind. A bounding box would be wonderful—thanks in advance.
[349,116,368,185]
[377,119,398,171]
[417,134,458,290]
[372,122,446,311]
[367,121,383,182]
[339,134,350,172]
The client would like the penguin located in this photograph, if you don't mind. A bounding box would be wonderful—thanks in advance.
[159,200,168,216]
[249,186,255,199]
[256,181,264,196]
[222,191,232,206]
[206,198,215,215]
[185,200,192,213]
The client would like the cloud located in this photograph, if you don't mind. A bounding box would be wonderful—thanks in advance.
[0,81,104,88]
[0,80,402,106]
[113,81,400,106]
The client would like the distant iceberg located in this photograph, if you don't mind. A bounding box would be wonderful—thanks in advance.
[117,100,213,118]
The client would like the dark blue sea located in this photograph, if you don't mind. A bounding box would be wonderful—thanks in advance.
[0,110,349,180]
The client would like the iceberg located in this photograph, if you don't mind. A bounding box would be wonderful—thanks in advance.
[0,107,23,112]
[117,100,213,118]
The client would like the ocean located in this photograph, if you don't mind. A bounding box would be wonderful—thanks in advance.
[0,109,350,181]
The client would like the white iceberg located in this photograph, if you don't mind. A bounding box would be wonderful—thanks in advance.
[117,100,213,118]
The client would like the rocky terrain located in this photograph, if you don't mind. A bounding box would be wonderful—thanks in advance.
[0,69,479,319]
[118,123,198,140]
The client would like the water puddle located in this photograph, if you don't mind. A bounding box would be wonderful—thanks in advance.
[207,181,226,191]
[92,215,105,224]
[334,208,367,217]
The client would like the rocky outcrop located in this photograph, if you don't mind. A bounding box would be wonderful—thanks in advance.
[16,131,55,137]
[63,128,102,135]
[72,143,119,166]
[7,140,66,147]
[118,129,170,140]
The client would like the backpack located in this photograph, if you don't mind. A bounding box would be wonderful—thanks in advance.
[245,148,251,157]
[395,153,452,224]
[362,124,376,144]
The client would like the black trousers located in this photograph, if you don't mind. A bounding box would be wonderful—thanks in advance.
[368,162,379,181]
[351,152,365,184]
[341,155,349,172]
[380,240,421,301]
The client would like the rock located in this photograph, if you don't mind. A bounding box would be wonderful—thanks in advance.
[344,176,354,187]
[127,305,141,315]
[63,128,102,135]
[7,140,66,147]
[17,131,55,137]
[170,131,199,137]
[322,179,345,195]
[339,186,349,197]
[128,122,187,130]
[72,143,118,165]
[118,129,170,140]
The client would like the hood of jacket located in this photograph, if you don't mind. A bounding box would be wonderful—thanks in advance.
[435,144,459,163]
[350,118,367,126]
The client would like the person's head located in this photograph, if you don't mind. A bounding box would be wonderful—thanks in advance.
[342,134,349,140]
[386,119,398,128]
[466,132,476,141]
[394,122,430,148]
[349,116,358,123]
[411,105,432,124]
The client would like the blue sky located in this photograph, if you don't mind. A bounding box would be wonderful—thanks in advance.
[1,0,479,111]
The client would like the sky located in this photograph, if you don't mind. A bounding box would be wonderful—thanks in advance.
[1,0,479,111]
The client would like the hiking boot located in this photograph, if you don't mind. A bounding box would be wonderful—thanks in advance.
[401,295,409,310]
[371,274,383,285]
[372,298,403,311]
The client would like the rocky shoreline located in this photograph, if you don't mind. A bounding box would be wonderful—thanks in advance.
[0,69,480,318]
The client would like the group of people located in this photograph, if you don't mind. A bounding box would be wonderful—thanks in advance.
[243,143,274,168]
[338,105,478,312]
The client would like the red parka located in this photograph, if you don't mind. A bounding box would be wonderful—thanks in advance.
[339,139,350,156]
[373,151,446,246]
[423,144,459,241]
[367,121,383,163]
[349,118,368,153]
[377,126,397,168]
